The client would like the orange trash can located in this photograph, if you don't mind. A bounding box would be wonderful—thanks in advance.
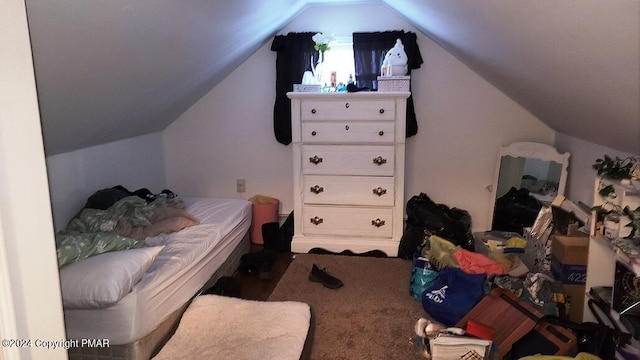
[249,195,279,244]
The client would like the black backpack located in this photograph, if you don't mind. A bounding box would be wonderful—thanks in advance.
[398,193,474,259]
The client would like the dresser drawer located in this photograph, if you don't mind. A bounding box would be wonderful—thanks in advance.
[301,100,396,121]
[303,175,394,206]
[301,121,394,143]
[302,206,393,238]
[302,145,395,176]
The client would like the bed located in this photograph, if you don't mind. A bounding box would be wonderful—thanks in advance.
[62,196,252,360]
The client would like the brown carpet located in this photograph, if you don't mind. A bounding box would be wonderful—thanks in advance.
[268,253,426,360]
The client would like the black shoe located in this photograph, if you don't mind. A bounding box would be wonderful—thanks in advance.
[309,264,343,289]
[239,250,277,279]
[202,276,241,298]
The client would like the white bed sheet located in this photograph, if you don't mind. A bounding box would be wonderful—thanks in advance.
[63,197,251,344]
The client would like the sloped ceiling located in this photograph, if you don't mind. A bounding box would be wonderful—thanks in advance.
[26,0,639,156]
[26,0,307,155]
[385,0,639,154]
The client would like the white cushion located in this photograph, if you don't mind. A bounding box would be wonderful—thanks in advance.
[60,246,164,309]
[152,295,311,360]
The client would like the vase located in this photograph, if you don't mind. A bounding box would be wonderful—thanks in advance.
[312,51,325,85]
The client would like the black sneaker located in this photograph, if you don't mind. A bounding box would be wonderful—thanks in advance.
[239,250,277,279]
[202,276,241,298]
[309,264,344,289]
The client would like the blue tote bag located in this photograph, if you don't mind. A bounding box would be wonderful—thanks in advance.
[421,267,486,326]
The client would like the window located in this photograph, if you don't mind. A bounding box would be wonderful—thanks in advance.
[270,31,422,145]
[317,36,355,88]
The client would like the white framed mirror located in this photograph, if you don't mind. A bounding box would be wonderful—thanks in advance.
[487,142,570,233]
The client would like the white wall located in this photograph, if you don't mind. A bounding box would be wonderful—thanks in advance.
[405,24,554,231]
[46,132,166,231]
[1,1,67,358]
[555,133,639,207]
[163,40,291,204]
[164,2,555,230]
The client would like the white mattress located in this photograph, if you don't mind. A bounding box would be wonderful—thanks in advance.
[63,197,251,344]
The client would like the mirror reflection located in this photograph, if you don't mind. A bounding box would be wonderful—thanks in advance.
[496,157,563,205]
[489,142,570,234]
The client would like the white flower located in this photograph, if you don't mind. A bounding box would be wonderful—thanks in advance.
[312,32,335,52]
[312,32,334,45]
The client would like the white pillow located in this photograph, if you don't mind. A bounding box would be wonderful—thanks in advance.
[60,246,164,309]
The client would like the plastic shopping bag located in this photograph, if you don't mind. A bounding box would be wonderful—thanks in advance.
[410,256,439,301]
[422,267,486,326]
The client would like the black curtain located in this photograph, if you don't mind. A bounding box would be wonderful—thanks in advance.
[271,32,318,145]
[352,31,423,137]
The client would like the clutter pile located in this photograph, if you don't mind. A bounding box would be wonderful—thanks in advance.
[402,192,639,359]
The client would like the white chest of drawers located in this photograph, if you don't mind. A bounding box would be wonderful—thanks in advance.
[287,91,410,256]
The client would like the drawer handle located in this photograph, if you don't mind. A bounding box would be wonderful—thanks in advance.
[379,108,385,114]
[378,131,384,136]
[345,102,350,109]
[311,108,316,114]
[310,185,324,194]
[372,156,387,166]
[372,187,387,196]
[310,216,324,225]
[309,155,323,165]
[311,130,317,136]
[345,125,350,131]
[371,218,386,227]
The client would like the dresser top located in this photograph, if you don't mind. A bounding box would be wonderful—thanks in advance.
[286,91,410,100]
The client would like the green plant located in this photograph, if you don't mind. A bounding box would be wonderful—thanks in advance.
[592,155,637,179]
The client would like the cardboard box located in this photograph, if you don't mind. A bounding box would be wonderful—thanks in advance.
[551,235,589,284]
[551,235,589,322]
